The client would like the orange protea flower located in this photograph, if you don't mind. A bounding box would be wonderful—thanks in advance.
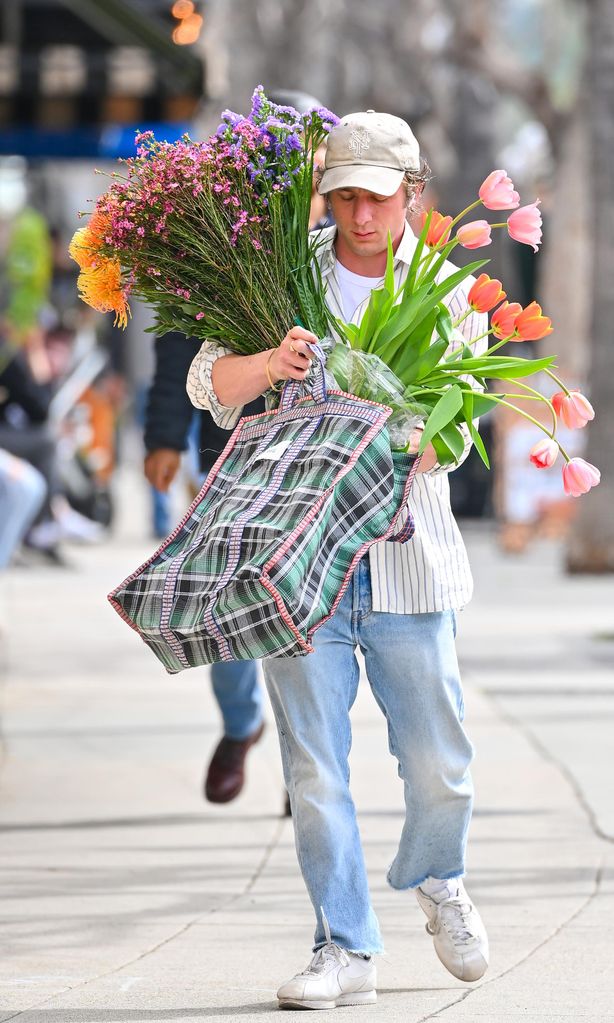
[87,209,113,248]
[69,210,112,270]
[69,227,99,270]
[77,257,130,329]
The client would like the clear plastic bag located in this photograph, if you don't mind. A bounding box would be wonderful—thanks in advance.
[324,342,429,450]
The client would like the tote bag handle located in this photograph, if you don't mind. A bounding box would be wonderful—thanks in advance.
[279,341,328,412]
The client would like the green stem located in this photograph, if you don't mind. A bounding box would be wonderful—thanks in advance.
[482,394,571,461]
[442,327,493,361]
[447,198,483,233]
[544,368,570,397]
[452,308,472,329]
[502,378,558,435]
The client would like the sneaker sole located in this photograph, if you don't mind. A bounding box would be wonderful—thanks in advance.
[278,990,377,1009]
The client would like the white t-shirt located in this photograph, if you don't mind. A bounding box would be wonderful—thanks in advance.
[334,261,383,322]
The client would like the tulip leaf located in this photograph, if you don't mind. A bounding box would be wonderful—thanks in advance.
[461,391,490,468]
[435,304,454,344]
[431,433,456,466]
[419,384,464,452]
[407,211,432,292]
[393,337,448,386]
[384,232,395,297]
[438,420,466,460]
[438,354,555,379]
[415,238,458,287]
[467,392,501,417]
[390,260,489,348]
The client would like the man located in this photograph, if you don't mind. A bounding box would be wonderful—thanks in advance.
[144,331,265,803]
[187,109,489,1008]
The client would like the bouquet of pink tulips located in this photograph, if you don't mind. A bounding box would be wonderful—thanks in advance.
[329,169,600,498]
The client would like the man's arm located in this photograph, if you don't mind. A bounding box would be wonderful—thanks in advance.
[143,332,202,491]
[187,327,318,426]
[144,331,199,454]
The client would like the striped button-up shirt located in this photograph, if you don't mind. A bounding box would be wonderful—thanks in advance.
[186,223,487,613]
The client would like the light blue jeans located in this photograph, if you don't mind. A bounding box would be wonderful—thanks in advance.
[211,660,263,740]
[264,556,474,955]
[0,451,47,569]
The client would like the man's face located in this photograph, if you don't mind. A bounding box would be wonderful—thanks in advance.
[329,183,407,263]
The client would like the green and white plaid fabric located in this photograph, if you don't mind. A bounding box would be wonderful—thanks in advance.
[109,371,418,673]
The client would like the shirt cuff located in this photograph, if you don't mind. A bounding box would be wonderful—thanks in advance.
[186,342,244,430]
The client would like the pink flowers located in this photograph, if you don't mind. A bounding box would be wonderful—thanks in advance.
[456,220,492,249]
[529,438,558,469]
[562,458,601,497]
[507,201,543,252]
[552,390,595,429]
[479,169,520,210]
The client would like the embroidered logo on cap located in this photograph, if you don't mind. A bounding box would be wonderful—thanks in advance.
[348,127,370,160]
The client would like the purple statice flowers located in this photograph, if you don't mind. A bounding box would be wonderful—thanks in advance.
[216,85,338,195]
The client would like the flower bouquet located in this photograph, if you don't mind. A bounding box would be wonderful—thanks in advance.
[70,91,599,498]
[69,86,337,344]
[328,172,599,496]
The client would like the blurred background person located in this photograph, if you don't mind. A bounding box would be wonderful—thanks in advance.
[0,449,46,569]
[144,329,266,803]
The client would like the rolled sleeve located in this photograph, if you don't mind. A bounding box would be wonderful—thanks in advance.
[186,340,244,430]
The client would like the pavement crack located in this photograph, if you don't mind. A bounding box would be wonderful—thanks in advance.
[0,814,287,1021]
[415,861,604,1021]
[483,690,613,844]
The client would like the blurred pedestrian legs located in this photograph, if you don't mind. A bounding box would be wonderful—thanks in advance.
[0,449,46,568]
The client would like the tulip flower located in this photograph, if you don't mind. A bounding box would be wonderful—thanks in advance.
[552,390,595,429]
[479,169,520,210]
[456,221,492,249]
[468,273,506,313]
[562,457,601,497]
[529,438,558,469]
[491,300,522,339]
[507,200,542,252]
[419,210,453,247]
[513,301,553,341]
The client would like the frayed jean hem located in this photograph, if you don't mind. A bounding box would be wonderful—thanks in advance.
[386,867,465,891]
[313,943,385,957]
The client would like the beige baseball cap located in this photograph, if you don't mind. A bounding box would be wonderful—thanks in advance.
[318,109,420,196]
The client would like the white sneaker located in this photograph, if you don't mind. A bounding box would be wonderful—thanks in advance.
[415,878,489,982]
[276,916,376,1010]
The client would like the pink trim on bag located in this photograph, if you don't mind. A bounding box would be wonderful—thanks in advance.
[260,576,315,655]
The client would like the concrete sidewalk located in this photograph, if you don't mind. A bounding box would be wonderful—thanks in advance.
[1,469,613,1022]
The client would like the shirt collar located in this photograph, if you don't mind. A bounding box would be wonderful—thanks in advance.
[315,221,419,278]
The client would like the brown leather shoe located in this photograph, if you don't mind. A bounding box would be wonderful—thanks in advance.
[204,722,265,803]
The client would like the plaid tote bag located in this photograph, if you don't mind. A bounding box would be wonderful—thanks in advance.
[109,361,419,673]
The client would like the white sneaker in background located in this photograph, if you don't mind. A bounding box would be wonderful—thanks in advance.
[52,497,105,544]
[276,915,376,1010]
[415,877,489,982]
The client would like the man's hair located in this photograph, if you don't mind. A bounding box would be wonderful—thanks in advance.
[403,157,431,211]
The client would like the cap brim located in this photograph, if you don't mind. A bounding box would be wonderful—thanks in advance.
[318,165,405,197]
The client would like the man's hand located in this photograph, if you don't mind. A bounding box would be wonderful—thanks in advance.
[408,428,438,473]
[268,326,319,383]
[144,449,181,492]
